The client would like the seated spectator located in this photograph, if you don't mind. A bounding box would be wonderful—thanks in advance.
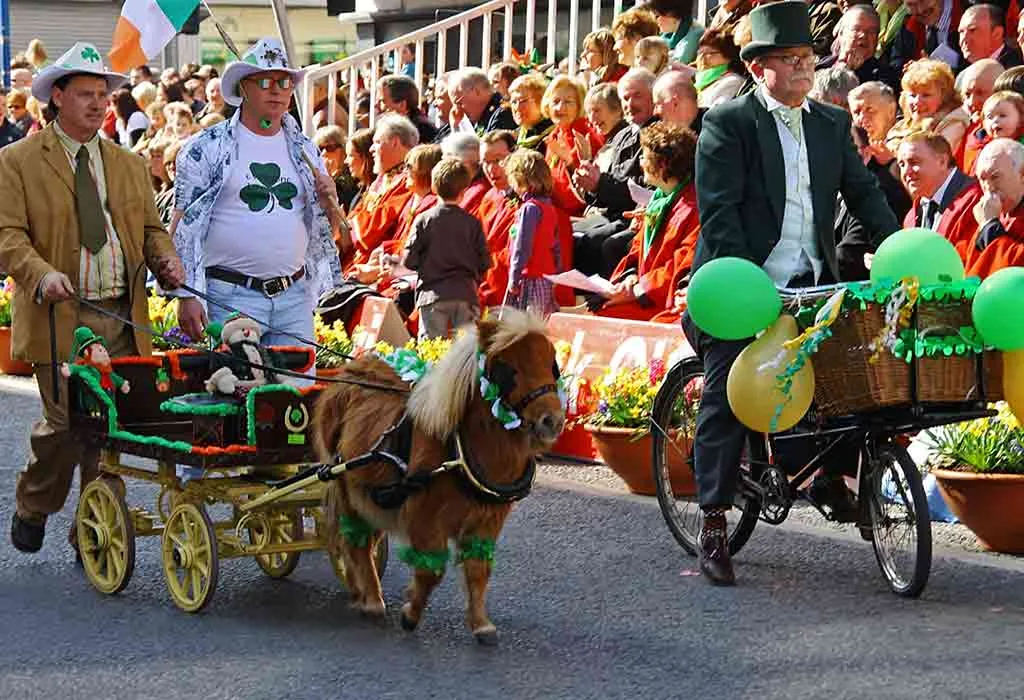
[184,77,206,116]
[594,123,701,323]
[896,130,982,257]
[965,137,1024,275]
[314,125,360,216]
[694,27,746,109]
[380,74,437,145]
[959,58,1006,171]
[572,68,659,278]
[509,73,555,152]
[488,62,520,100]
[817,5,900,94]
[708,0,755,35]
[449,67,517,134]
[131,80,157,113]
[134,101,167,154]
[441,132,490,216]
[430,72,454,143]
[477,131,520,308]
[847,81,912,221]
[583,83,627,173]
[345,114,417,274]
[978,89,1024,153]
[653,69,700,130]
[403,158,490,339]
[10,68,33,91]
[344,127,376,213]
[581,29,628,86]
[958,4,1022,71]
[157,140,184,227]
[887,59,970,154]
[612,8,661,68]
[807,0,844,57]
[5,90,36,136]
[388,144,443,256]
[994,64,1024,93]
[649,0,704,64]
[885,0,962,73]
[543,75,604,217]
[810,65,860,108]
[111,87,148,148]
[635,37,671,75]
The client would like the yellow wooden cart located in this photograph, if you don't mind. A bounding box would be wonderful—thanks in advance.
[68,348,387,613]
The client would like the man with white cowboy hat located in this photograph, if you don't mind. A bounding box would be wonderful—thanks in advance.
[0,41,184,555]
[171,37,342,346]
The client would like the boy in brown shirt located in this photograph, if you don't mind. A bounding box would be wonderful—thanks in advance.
[404,159,491,339]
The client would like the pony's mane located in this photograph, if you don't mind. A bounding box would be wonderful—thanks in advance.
[407,309,547,439]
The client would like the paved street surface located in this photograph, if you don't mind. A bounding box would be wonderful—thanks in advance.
[2,376,1024,700]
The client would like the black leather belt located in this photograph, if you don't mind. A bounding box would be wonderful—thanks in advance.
[206,265,305,298]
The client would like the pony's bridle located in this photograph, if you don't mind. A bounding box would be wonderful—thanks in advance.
[484,356,562,424]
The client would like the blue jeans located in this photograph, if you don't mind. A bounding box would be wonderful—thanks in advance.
[205,276,315,348]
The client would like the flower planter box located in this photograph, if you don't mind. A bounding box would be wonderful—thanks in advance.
[0,327,33,376]
[585,424,695,497]
[932,468,1024,553]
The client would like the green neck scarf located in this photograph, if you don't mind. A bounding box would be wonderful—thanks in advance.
[517,120,555,151]
[695,64,729,93]
[642,180,686,260]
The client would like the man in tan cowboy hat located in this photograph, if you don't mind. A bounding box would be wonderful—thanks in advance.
[0,41,185,555]
[171,37,341,347]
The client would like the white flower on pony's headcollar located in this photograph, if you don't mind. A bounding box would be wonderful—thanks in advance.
[477,351,522,431]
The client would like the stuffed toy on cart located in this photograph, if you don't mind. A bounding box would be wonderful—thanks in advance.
[205,313,279,397]
[61,326,131,413]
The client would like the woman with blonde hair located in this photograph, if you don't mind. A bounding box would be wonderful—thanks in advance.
[509,73,555,152]
[25,39,48,70]
[542,75,604,217]
[580,29,628,86]
[132,81,158,111]
[886,59,970,154]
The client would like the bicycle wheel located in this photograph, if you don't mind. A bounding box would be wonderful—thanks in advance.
[866,442,932,598]
[651,358,761,557]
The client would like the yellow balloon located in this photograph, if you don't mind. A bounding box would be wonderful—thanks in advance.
[1003,350,1024,424]
[727,314,815,433]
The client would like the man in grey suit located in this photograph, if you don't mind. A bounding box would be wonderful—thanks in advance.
[684,1,900,586]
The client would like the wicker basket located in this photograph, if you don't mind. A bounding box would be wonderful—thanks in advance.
[790,291,1002,416]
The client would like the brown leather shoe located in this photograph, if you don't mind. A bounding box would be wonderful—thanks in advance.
[699,513,736,586]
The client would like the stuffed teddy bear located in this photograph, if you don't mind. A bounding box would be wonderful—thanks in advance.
[204,314,278,396]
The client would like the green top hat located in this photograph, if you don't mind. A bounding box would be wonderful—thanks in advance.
[71,326,105,359]
[739,1,814,62]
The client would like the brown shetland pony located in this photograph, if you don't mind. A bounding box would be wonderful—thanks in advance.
[312,310,565,644]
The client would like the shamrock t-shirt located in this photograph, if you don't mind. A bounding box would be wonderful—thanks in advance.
[205,123,307,278]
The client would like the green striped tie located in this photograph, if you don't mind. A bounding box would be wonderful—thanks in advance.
[75,146,107,254]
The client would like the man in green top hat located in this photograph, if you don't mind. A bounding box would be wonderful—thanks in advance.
[685,1,899,586]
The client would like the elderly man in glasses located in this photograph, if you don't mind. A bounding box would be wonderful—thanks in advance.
[687,2,899,587]
[170,38,342,346]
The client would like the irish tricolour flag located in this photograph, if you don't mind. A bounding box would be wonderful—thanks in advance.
[109,0,201,72]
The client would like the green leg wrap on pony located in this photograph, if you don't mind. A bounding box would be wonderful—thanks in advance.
[398,545,450,576]
[338,514,376,548]
[458,536,496,564]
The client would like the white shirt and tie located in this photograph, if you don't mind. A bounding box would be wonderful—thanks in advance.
[918,168,957,231]
[760,87,823,287]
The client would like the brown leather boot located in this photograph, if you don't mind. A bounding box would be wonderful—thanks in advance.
[699,512,735,586]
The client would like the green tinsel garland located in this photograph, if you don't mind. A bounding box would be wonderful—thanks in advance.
[160,393,241,417]
[458,536,496,564]
[398,545,450,576]
[245,383,302,445]
[338,514,376,547]
[380,347,430,383]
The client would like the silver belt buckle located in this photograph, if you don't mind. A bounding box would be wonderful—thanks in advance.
[262,276,289,297]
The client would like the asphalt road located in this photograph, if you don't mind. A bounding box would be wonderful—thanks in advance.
[2,376,1024,700]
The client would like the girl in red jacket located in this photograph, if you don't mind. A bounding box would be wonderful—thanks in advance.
[504,151,561,317]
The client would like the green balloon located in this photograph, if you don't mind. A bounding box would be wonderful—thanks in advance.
[688,257,781,340]
[870,227,965,285]
[973,267,1024,350]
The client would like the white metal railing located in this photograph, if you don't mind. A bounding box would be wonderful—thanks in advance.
[301,0,711,137]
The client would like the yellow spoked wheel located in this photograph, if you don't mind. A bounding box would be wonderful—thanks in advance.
[161,503,219,613]
[76,479,136,595]
[250,511,303,579]
[330,535,390,589]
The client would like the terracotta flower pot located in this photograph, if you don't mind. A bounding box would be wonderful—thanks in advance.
[585,424,695,497]
[932,468,1024,553]
[316,366,343,380]
[0,327,33,376]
